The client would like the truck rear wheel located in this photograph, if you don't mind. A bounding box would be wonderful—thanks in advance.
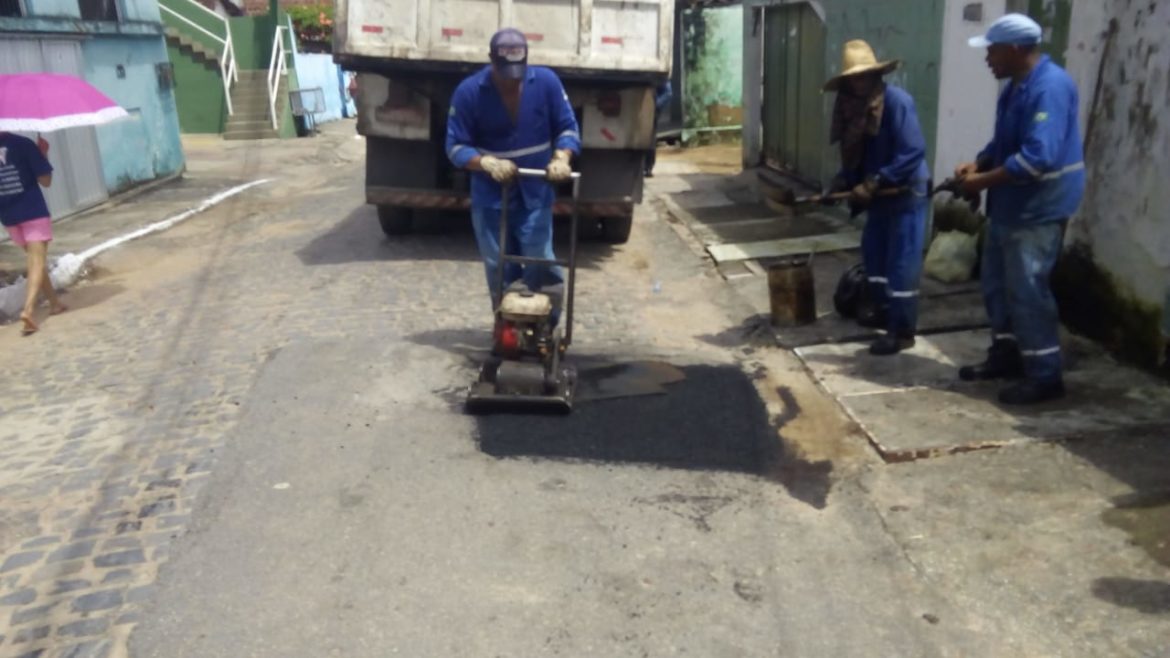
[601,216,633,244]
[377,205,413,236]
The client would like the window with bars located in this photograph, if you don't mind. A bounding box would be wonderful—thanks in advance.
[1,0,23,17]
[78,0,119,21]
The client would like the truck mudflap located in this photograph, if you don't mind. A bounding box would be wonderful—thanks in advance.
[367,186,634,218]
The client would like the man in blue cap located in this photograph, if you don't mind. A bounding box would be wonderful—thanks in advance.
[445,28,581,313]
[954,13,1085,405]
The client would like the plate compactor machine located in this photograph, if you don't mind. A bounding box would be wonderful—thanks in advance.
[466,168,582,415]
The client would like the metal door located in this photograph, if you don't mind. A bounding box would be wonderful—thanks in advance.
[0,37,109,219]
[761,2,826,184]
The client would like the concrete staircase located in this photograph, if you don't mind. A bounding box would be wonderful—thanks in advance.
[224,69,284,141]
[164,27,219,71]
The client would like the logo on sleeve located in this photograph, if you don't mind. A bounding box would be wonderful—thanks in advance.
[1034,111,1049,122]
[448,106,456,117]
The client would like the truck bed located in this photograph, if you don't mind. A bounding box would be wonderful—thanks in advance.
[334,0,673,77]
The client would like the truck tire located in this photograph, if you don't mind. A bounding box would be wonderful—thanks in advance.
[601,216,633,244]
[377,205,413,236]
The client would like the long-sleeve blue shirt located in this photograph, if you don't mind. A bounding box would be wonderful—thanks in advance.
[978,55,1085,225]
[838,84,930,215]
[446,66,581,210]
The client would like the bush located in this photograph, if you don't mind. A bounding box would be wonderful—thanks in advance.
[287,3,332,51]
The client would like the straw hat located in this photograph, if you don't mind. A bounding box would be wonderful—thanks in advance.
[823,40,900,92]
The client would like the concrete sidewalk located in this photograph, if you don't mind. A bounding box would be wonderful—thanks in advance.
[649,145,1170,462]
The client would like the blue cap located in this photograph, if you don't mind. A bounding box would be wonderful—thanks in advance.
[489,28,528,80]
[968,13,1042,48]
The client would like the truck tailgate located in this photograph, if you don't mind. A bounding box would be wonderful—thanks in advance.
[335,0,672,76]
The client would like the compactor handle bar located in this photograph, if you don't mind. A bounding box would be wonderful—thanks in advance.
[495,168,582,345]
[517,168,582,180]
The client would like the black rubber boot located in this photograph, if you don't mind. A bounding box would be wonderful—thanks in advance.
[959,339,1025,381]
[869,334,915,356]
[998,379,1066,405]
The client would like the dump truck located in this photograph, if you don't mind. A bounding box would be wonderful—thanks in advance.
[332,0,674,243]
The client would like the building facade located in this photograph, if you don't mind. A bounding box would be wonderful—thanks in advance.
[1,0,186,218]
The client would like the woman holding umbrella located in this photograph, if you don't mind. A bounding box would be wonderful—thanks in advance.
[1,130,66,334]
[0,72,129,334]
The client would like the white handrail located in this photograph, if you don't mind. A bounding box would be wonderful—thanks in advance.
[159,0,238,116]
[159,4,224,47]
[267,25,288,131]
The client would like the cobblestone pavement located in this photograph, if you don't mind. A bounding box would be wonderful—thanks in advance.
[0,124,857,657]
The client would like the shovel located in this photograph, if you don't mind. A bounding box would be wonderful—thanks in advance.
[776,186,910,207]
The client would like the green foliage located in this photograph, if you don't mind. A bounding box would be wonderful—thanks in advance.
[287,3,333,50]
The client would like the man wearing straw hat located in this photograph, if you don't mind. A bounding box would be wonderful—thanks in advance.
[824,40,930,355]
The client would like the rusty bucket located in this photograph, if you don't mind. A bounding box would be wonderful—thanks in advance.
[768,257,816,327]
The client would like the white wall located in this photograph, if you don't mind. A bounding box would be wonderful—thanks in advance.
[934,0,1006,183]
[1065,0,1170,307]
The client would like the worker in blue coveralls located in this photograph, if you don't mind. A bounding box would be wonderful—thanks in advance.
[445,28,581,316]
[824,40,930,356]
[954,13,1085,405]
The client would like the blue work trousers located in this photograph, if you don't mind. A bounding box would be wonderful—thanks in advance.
[471,204,564,305]
[862,197,927,336]
[981,221,1066,383]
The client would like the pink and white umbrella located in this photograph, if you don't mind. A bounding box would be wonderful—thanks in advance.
[0,73,128,133]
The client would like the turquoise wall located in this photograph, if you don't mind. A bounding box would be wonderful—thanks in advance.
[123,0,163,23]
[24,0,160,23]
[4,0,186,191]
[4,0,164,35]
[83,37,186,192]
[682,5,744,130]
[24,0,79,18]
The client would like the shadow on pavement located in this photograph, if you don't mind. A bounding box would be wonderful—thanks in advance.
[408,328,834,509]
[296,204,619,271]
[1090,577,1170,615]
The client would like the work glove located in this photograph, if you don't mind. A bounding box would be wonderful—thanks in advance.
[480,155,518,184]
[547,150,573,182]
[850,177,880,208]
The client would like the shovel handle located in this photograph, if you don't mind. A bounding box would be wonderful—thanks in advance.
[794,186,909,205]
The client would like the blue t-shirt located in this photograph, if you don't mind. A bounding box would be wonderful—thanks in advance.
[0,133,54,227]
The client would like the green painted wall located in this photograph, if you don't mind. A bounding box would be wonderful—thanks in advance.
[682,6,744,130]
[1028,0,1072,65]
[167,9,299,135]
[169,42,226,133]
[159,0,227,54]
[230,10,292,71]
